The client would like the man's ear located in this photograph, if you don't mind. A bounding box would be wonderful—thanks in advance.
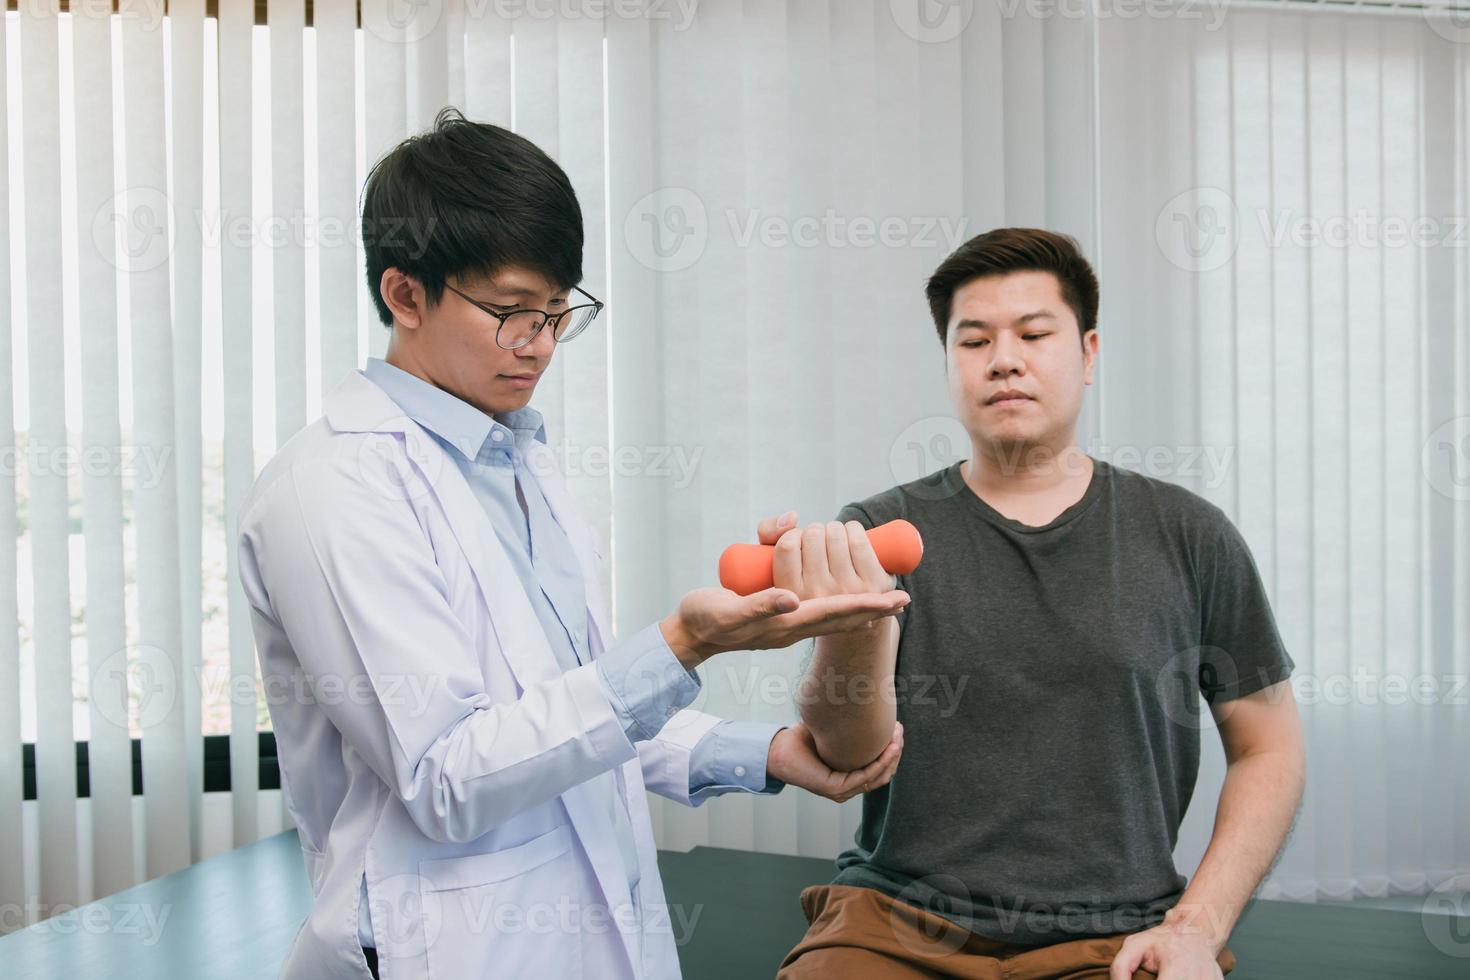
[1082,328,1099,384]
[380,268,424,331]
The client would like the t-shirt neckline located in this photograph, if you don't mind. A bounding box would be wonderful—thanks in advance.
[945,455,1109,534]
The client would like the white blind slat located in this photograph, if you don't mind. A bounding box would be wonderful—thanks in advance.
[21,0,81,911]
[121,0,191,880]
[219,0,260,849]
[0,3,27,925]
[72,0,135,899]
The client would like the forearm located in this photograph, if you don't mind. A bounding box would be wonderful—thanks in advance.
[1168,747,1306,952]
[795,618,899,770]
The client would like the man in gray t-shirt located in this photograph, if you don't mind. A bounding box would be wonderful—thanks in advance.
[775,228,1305,979]
[828,456,1294,945]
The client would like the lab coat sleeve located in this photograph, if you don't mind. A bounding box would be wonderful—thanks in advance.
[686,719,787,801]
[238,457,638,845]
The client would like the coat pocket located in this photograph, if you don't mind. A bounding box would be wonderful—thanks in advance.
[416,824,584,979]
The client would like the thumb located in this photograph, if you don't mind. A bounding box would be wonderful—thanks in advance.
[744,587,799,619]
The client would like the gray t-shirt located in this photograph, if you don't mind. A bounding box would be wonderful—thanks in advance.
[828,456,1295,947]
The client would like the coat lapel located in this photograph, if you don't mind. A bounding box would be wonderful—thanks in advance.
[324,371,639,975]
[524,439,613,658]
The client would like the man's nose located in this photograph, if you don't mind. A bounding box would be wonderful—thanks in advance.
[987,336,1025,377]
[523,319,558,359]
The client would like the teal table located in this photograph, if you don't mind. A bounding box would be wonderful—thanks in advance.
[0,830,1462,978]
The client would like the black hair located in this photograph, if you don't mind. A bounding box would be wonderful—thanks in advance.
[360,106,584,326]
[925,227,1099,346]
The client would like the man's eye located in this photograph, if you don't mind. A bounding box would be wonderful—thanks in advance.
[1024,333,1048,340]
[962,340,986,348]
[493,305,521,314]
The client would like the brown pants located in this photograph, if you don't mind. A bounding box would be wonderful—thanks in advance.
[777,885,1237,980]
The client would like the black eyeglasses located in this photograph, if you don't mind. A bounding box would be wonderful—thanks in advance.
[444,282,604,350]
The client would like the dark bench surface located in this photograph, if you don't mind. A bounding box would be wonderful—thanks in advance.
[0,830,1461,978]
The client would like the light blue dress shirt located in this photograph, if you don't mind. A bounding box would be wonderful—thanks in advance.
[355,358,784,949]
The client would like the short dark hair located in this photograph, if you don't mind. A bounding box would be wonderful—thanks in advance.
[925,227,1099,346]
[360,106,584,327]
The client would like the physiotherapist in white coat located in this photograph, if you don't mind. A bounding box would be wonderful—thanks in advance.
[236,106,911,980]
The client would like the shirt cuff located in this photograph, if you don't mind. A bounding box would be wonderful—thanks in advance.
[688,719,787,802]
[595,621,703,742]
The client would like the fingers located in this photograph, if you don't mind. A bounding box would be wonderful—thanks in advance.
[742,587,800,620]
[845,520,893,589]
[757,510,798,546]
[801,523,836,594]
[824,521,860,592]
[829,728,903,803]
[1109,941,1144,980]
[773,526,804,595]
[782,590,910,637]
[855,723,904,792]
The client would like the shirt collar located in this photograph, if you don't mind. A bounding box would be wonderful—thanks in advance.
[363,357,547,460]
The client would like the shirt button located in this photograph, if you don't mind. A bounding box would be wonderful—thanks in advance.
[734,766,747,778]
[491,430,505,442]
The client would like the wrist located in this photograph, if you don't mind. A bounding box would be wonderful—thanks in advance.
[764,726,790,783]
[660,613,712,670]
[1162,901,1231,954]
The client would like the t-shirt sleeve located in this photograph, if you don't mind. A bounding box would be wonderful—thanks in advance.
[835,499,909,635]
[1196,513,1296,703]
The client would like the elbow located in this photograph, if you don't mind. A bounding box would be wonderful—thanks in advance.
[803,719,893,773]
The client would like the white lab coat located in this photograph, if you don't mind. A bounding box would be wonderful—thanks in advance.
[237,369,725,980]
